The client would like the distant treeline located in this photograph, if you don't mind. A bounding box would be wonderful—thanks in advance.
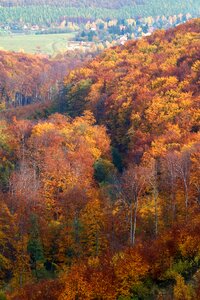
[0,0,199,26]
[0,0,137,9]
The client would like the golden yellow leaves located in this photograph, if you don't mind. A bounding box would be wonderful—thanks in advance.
[80,199,106,257]
[86,79,104,105]
[192,60,200,73]
[151,76,178,91]
[113,250,149,297]
[64,67,93,86]
[28,113,110,208]
[31,122,55,136]
[174,274,194,300]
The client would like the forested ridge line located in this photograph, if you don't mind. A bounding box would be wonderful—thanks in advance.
[0,0,136,8]
[0,0,199,23]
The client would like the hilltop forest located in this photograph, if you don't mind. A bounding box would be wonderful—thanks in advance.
[0,19,199,299]
[0,0,137,8]
[0,0,199,26]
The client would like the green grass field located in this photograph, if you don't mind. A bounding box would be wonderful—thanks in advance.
[0,32,76,55]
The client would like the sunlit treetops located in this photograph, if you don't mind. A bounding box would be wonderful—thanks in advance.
[62,19,200,159]
[0,18,199,300]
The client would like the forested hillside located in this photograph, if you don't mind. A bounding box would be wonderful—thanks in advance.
[0,49,96,112]
[0,0,199,25]
[0,19,199,299]
[62,19,200,160]
[0,0,136,8]
[0,51,62,108]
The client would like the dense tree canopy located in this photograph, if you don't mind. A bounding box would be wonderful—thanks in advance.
[0,19,199,299]
[0,49,98,111]
[62,19,200,159]
[0,0,199,25]
[0,0,136,8]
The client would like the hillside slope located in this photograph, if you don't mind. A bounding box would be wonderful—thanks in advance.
[0,1,199,23]
[0,19,199,300]
[0,0,136,8]
[62,19,200,160]
[0,49,96,114]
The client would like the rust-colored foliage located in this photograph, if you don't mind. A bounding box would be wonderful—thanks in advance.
[0,19,199,299]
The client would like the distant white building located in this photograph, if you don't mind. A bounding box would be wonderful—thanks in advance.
[119,35,128,45]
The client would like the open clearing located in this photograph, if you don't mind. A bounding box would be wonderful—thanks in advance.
[0,32,76,55]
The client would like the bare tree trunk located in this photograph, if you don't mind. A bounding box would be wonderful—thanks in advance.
[130,202,133,246]
[183,178,189,220]
[132,196,138,246]
[154,188,158,237]
[171,190,177,222]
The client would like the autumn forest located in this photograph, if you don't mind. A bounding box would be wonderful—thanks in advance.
[0,16,199,300]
